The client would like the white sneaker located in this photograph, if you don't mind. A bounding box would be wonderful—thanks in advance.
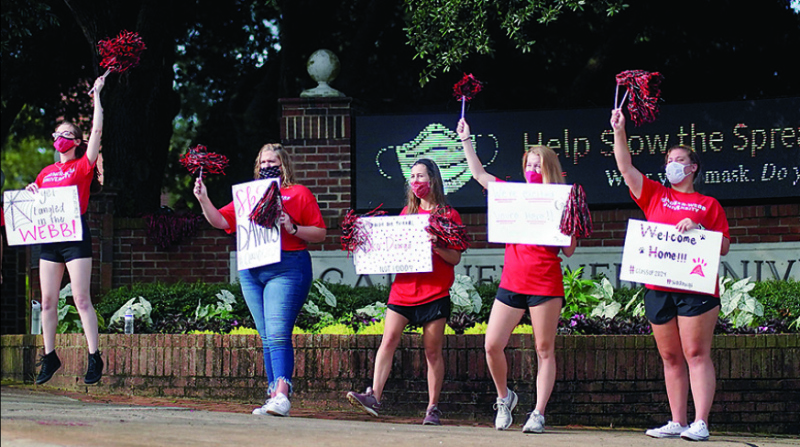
[645,420,688,438]
[522,410,545,433]
[265,393,291,417]
[493,390,518,430]
[252,397,274,415]
[681,420,710,441]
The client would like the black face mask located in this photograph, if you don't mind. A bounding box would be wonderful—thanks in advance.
[259,166,282,180]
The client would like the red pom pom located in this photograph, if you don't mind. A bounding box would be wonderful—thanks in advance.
[427,206,470,251]
[97,30,147,74]
[559,184,593,239]
[179,144,229,177]
[249,182,282,228]
[616,70,664,126]
[340,205,387,256]
[453,73,483,102]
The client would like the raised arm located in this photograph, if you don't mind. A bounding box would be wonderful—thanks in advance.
[457,118,496,189]
[610,109,644,199]
[193,177,230,230]
[85,77,105,165]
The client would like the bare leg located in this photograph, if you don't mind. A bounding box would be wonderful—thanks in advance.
[65,257,98,353]
[529,298,561,415]
[422,318,447,407]
[652,318,689,426]
[371,309,409,401]
[484,300,525,398]
[38,260,66,354]
[678,306,719,424]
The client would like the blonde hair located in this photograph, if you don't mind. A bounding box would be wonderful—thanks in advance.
[253,143,296,187]
[405,159,447,214]
[522,145,565,184]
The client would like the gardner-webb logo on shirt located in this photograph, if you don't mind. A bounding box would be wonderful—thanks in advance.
[659,196,707,213]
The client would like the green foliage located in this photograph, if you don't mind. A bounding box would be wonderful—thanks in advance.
[720,277,764,328]
[464,322,488,335]
[108,297,153,328]
[751,279,800,322]
[562,267,600,318]
[404,0,627,85]
[56,283,106,334]
[194,290,237,324]
[1,131,54,191]
[474,280,499,321]
[318,323,356,335]
[357,320,386,335]
[229,326,259,335]
[449,274,483,314]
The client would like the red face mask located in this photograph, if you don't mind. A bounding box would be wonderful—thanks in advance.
[525,170,543,184]
[54,137,77,154]
[410,181,431,199]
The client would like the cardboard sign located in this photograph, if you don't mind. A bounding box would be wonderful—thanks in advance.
[620,219,723,294]
[3,186,83,246]
[353,214,432,275]
[487,181,572,246]
[231,179,281,271]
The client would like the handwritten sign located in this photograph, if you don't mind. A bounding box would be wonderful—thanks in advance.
[353,214,432,275]
[620,219,723,294]
[3,186,83,246]
[231,179,281,270]
[487,182,572,246]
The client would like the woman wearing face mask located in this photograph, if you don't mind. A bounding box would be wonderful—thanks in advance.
[611,109,729,442]
[346,158,464,426]
[26,77,105,385]
[456,118,576,434]
[193,143,327,417]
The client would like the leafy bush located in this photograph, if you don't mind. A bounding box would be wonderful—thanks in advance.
[58,284,106,333]
[751,279,800,322]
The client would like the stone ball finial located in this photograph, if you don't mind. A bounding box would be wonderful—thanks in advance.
[300,49,345,98]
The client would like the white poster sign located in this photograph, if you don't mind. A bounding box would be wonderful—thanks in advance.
[487,181,572,246]
[3,186,83,246]
[620,219,723,294]
[353,214,432,275]
[231,179,281,271]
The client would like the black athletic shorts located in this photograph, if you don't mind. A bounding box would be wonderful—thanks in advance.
[388,296,451,325]
[39,216,92,263]
[644,289,720,325]
[495,287,565,309]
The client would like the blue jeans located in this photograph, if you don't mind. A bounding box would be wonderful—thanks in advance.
[238,250,312,395]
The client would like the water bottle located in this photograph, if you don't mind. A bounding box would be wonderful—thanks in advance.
[31,300,41,335]
[124,306,134,334]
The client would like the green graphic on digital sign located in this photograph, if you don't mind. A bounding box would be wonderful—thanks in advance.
[375,123,498,195]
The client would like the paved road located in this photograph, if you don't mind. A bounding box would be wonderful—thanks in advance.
[1,387,796,447]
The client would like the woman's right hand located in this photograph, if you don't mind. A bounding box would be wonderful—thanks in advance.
[193,177,207,201]
[26,183,39,194]
[610,108,625,130]
[457,118,471,142]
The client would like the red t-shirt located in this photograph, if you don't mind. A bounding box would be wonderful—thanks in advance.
[493,179,566,296]
[632,175,730,296]
[35,156,96,214]
[219,183,325,251]
[388,206,463,307]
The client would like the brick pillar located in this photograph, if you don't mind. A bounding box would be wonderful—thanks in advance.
[279,97,353,251]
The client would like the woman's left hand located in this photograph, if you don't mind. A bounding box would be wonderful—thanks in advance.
[675,218,701,233]
[91,76,105,97]
[280,211,295,234]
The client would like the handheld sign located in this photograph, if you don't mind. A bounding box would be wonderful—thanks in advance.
[232,179,281,270]
[487,181,572,246]
[353,214,432,275]
[3,186,83,246]
[620,219,723,294]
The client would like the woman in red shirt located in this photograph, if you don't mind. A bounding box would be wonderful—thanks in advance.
[26,77,106,386]
[457,118,576,434]
[194,143,326,417]
[611,109,730,442]
[346,159,464,426]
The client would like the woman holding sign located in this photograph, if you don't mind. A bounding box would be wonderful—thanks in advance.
[611,109,730,441]
[194,143,326,417]
[25,77,106,385]
[346,159,465,426]
[457,118,576,433]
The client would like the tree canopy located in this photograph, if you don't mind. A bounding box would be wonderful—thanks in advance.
[2,0,798,215]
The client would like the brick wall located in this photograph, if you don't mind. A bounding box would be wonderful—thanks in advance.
[2,333,797,434]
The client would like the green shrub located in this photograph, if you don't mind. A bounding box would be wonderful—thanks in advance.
[474,280,499,322]
[751,279,800,322]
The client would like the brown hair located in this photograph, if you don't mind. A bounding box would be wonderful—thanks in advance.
[522,145,565,184]
[665,145,702,185]
[405,158,447,214]
[55,121,102,193]
[253,143,296,188]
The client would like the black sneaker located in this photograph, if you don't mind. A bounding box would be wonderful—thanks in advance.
[35,351,62,385]
[84,351,104,384]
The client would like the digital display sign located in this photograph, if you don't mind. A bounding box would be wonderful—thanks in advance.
[354,98,799,211]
